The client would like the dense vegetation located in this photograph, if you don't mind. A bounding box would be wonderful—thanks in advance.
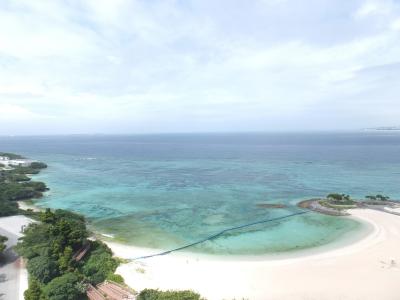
[30,161,48,169]
[138,289,204,300]
[0,152,25,159]
[0,235,7,254]
[365,194,390,201]
[326,193,355,205]
[0,154,48,217]
[325,193,392,206]
[0,198,19,217]
[17,209,121,300]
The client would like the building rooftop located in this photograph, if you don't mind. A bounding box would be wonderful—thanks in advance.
[87,281,135,300]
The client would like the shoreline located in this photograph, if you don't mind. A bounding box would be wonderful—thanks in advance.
[104,208,400,300]
[104,209,375,262]
[27,196,375,261]
[6,154,400,299]
[17,200,43,212]
[102,213,373,262]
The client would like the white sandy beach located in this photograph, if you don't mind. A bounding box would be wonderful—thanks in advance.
[384,206,400,214]
[17,200,43,212]
[107,209,400,300]
[0,215,33,238]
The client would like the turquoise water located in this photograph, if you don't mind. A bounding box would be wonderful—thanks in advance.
[1,132,399,254]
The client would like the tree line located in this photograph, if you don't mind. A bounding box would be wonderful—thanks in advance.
[17,209,122,300]
[0,155,48,217]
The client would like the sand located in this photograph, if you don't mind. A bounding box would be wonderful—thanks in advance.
[0,215,34,237]
[384,206,400,214]
[18,200,43,212]
[107,209,400,300]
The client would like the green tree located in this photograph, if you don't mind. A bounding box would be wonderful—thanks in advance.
[342,194,350,201]
[0,199,18,216]
[30,162,48,169]
[8,173,31,182]
[24,278,43,300]
[0,152,25,159]
[18,209,88,261]
[24,181,47,192]
[11,166,41,174]
[39,209,56,224]
[0,182,40,201]
[82,243,118,285]
[376,194,390,201]
[58,246,73,273]
[327,193,343,201]
[16,207,125,299]
[15,223,52,259]
[27,256,60,284]
[138,289,204,300]
[43,273,83,300]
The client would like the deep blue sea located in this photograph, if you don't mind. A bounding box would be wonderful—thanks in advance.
[1,132,399,255]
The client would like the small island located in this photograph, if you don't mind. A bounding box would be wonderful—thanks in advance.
[298,193,399,216]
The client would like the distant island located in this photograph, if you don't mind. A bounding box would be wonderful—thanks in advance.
[364,126,400,131]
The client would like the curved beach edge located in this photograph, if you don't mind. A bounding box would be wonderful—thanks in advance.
[105,208,400,300]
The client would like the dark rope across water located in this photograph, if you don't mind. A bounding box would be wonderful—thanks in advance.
[130,210,310,260]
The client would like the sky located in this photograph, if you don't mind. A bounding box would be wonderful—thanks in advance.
[0,0,400,135]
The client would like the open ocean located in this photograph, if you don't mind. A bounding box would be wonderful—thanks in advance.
[1,132,399,255]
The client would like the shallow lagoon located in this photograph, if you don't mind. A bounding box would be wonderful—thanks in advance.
[1,132,399,254]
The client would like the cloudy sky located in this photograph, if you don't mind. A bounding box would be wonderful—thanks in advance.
[0,0,399,134]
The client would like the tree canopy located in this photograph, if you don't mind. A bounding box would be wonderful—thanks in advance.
[82,242,119,285]
[43,273,83,300]
[27,255,60,284]
[327,193,350,201]
[365,194,390,201]
[24,278,42,300]
[0,153,48,217]
[0,152,25,159]
[17,209,121,299]
[138,289,204,300]
[30,161,48,169]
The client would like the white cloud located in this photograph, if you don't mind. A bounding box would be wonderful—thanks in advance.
[0,104,40,120]
[0,0,399,134]
[0,11,94,59]
[353,0,397,19]
[391,18,400,30]
[0,83,45,96]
